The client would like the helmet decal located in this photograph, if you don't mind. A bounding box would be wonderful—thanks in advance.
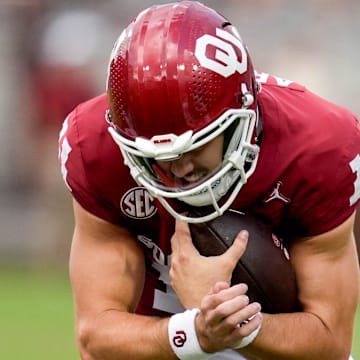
[120,187,157,219]
[195,27,248,78]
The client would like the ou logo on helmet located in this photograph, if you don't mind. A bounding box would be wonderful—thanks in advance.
[195,27,248,78]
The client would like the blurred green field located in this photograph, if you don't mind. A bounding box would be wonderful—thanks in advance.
[0,268,79,360]
[0,268,359,359]
[353,302,360,359]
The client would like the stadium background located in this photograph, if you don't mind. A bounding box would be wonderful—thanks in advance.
[0,0,358,358]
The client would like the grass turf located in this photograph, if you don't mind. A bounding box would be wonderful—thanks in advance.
[0,268,359,359]
[0,268,79,360]
[354,303,360,358]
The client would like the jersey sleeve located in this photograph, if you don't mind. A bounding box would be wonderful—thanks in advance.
[58,106,120,224]
[291,111,360,235]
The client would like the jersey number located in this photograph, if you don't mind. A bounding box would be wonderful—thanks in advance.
[137,235,184,314]
[58,117,72,191]
[350,154,360,206]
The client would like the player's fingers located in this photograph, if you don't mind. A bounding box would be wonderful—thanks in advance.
[174,218,191,237]
[201,284,251,327]
[235,310,262,333]
[229,302,262,329]
[215,294,250,321]
[221,230,248,264]
[212,281,230,294]
[229,307,262,344]
[228,311,262,347]
[171,219,199,254]
[204,283,248,310]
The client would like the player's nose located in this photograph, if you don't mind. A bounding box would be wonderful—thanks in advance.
[170,154,194,178]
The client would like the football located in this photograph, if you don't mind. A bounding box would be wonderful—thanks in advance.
[189,209,298,314]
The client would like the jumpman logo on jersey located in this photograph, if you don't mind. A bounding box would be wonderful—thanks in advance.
[264,181,291,204]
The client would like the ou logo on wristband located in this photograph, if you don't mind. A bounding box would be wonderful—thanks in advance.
[195,27,248,78]
[173,330,187,347]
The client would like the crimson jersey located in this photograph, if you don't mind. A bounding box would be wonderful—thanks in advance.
[58,72,360,317]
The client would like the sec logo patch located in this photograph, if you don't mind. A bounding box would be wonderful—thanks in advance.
[120,187,157,219]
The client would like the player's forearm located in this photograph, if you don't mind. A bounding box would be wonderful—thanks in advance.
[77,310,176,360]
[240,312,353,360]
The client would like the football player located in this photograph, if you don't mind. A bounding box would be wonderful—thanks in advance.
[58,1,360,359]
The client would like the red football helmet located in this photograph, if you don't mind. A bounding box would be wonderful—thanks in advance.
[106,1,260,223]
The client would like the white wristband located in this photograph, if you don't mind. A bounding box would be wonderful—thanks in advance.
[168,308,211,360]
[234,323,261,349]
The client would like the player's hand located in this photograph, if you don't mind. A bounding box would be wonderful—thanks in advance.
[195,281,262,353]
[170,219,248,309]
